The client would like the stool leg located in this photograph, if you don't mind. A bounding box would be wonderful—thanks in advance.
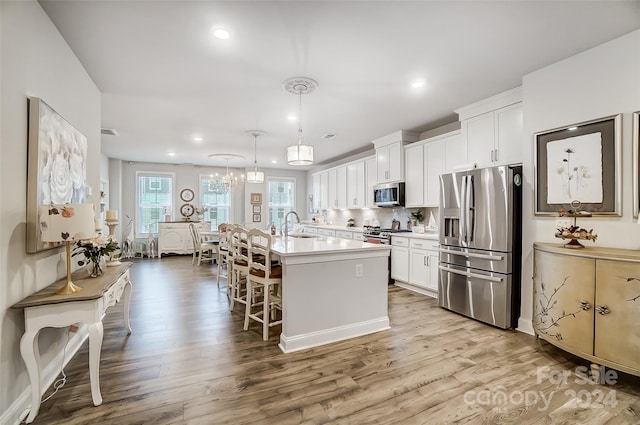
[244,279,252,331]
[262,284,269,341]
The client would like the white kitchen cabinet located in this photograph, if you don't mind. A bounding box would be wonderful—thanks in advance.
[327,166,347,209]
[347,161,366,209]
[158,221,209,258]
[317,228,336,237]
[408,239,439,293]
[404,144,424,207]
[312,173,321,211]
[391,236,409,283]
[365,157,377,208]
[443,132,466,173]
[376,142,405,183]
[335,230,353,239]
[457,87,523,168]
[424,141,443,206]
[320,171,329,210]
[303,226,319,234]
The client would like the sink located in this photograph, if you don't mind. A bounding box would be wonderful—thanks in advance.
[288,233,320,239]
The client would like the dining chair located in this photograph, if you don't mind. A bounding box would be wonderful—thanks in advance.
[244,228,282,341]
[216,223,230,287]
[228,226,249,311]
[189,222,216,266]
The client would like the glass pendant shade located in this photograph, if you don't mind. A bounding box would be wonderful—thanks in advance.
[287,144,314,165]
[246,169,264,183]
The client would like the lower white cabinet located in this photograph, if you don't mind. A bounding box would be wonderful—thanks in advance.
[158,221,209,257]
[392,235,439,297]
[317,228,336,237]
[335,230,353,239]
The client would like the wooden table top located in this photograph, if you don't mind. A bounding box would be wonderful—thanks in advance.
[11,262,133,309]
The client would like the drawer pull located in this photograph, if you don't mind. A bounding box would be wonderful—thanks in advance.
[438,265,503,282]
[579,301,591,311]
[595,305,610,315]
[440,247,504,262]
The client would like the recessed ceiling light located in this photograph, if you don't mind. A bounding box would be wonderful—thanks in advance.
[411,80,425,89]
[287,115,297,121]
[568,126,578,131]
[168,152,176,156]
[193,136,203,142]
[212,28,231,40]
[271,160,277,164]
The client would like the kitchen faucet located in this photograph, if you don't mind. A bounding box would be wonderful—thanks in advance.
[283,210,300,238]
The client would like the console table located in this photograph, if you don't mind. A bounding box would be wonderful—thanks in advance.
[158,221,210,257]
[12,262,133,424]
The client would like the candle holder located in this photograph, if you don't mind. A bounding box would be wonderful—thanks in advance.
[105,219,122,265]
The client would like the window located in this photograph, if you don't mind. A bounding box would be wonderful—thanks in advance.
[200,174,231,230]
[136,172,174,234]
[268,178,295,230]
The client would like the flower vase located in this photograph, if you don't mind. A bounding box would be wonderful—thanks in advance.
[89,257,105,278]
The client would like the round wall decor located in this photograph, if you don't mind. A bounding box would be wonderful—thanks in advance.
[180,188,194,202]
[180,203,194,218]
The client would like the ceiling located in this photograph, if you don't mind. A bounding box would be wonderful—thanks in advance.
[40,1,640,170]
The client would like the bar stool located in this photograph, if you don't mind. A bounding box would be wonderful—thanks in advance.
[189,222,216,266]
[244,228,282,341]
[228,226,249,311]
[216,223,230,287]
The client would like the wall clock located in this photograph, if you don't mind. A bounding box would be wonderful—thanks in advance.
[180,203,194,218]
[180,188,195,202]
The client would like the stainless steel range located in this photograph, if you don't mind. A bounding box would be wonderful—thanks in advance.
[362,226,411,244]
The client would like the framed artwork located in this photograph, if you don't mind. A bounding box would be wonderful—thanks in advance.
[252,213,261,222]
[252,205,261,213]
[250,193,262,204]
[27,97,88,253]
[180,188,194,202]
[633,111,640,219]
[534,114,621,216]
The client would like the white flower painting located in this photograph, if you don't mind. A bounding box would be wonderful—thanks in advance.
[546,132,603,204]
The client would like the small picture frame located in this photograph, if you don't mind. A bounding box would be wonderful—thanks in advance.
[250,193,262,204]
[633,111,640,218]
[252,205,261,213]
[252,213,261,222]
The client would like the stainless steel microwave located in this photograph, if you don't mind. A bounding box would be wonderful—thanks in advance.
[373,182,405,207]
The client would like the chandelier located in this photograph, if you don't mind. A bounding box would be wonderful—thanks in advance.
[207,154,246,195]
[246,130,265,183]
[284,77,317,166]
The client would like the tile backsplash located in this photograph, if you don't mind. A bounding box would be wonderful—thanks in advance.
[321,207,439,230]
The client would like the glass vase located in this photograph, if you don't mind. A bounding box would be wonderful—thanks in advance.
[89,257,105,278]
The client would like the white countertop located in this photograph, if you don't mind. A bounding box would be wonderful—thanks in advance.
[392,232,439,240]
[272,235,390,257]
[303,224,365,232]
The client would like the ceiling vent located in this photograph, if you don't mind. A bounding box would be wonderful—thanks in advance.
[100,128,119,136]
[321,133,336,140]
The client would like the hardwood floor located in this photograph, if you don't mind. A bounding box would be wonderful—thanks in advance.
[31,256,640,424]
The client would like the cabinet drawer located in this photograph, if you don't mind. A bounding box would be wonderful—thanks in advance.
[303,227,319,234]
[391,236,409,247]
[410,239,438,250]
[317,229,336,236]
[335,231,353,239]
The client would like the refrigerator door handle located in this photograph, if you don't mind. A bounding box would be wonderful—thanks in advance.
[465,175,474,242]
[438,265,504,283]
[439,247,504,261]
[459,175,467,242]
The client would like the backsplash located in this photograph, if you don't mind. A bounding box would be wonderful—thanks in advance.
[322,207,439,231]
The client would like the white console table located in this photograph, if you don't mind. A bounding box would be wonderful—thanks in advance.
[12,263,133,423]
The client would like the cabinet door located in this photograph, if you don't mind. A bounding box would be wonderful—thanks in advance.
[347,162,365,209]
[424,141,443,207]
[409,247,429,288]
[533,249,595,356]
[328,169,337,209]
[391,246,409,282]
[426,249,439,292]
[376,145,390,182]
[365,157,377,208]
[336,166,347,209]
[465,112,495,167]
[495,103,523,166]
[320,171,329,210]
[312,173,321,211]
[444,133,466,173]
[594,260,640,371]
[388,142,404,182]
[404,144,424,207]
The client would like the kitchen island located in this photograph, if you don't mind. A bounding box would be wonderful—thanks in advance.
[271,235,391,353]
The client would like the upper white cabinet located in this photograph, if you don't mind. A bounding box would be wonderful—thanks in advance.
[327,168,347,209]
[347,161,366,209]
[404,130,463,208]
[365,157,377,208]
[373,131,418,183]
[456,87,523,168]
[319,171,329,210]
[312,173,321,211]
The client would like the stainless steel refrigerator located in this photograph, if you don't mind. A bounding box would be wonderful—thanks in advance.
[438,165,522,329]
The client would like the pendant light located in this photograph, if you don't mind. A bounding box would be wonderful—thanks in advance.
[284,77,318,166]
[246,130,265,183]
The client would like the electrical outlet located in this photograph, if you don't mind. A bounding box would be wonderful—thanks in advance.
[355,264,363,277]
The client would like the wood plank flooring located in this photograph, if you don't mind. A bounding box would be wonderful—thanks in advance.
[30,256,640,424]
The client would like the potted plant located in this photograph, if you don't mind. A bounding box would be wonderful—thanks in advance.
[410,209,424,225]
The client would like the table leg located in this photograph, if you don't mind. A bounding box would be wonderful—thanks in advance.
[123,279,132,334]
[20,330,41,424]
[88,321,104,406]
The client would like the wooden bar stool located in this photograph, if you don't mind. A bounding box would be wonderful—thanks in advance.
[244,228,282,341]
[228,226,249,311]
[189,223,216,266]
[216,223,230,287]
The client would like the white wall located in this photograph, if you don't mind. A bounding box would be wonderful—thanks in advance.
[0,1,101,423]
[519,29,640,333]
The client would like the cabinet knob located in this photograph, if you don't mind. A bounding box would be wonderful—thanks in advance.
[595,305,610,315]
[578,301,591,310]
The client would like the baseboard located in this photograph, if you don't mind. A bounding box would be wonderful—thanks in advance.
[393,281,437,299]
[517,317,534,335]
[278,317,390,354]
[1,325,89,425]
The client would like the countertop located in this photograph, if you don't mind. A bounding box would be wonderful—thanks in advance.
[391,232,439,240]
[302,223,365,232]
[272,235,391,257]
